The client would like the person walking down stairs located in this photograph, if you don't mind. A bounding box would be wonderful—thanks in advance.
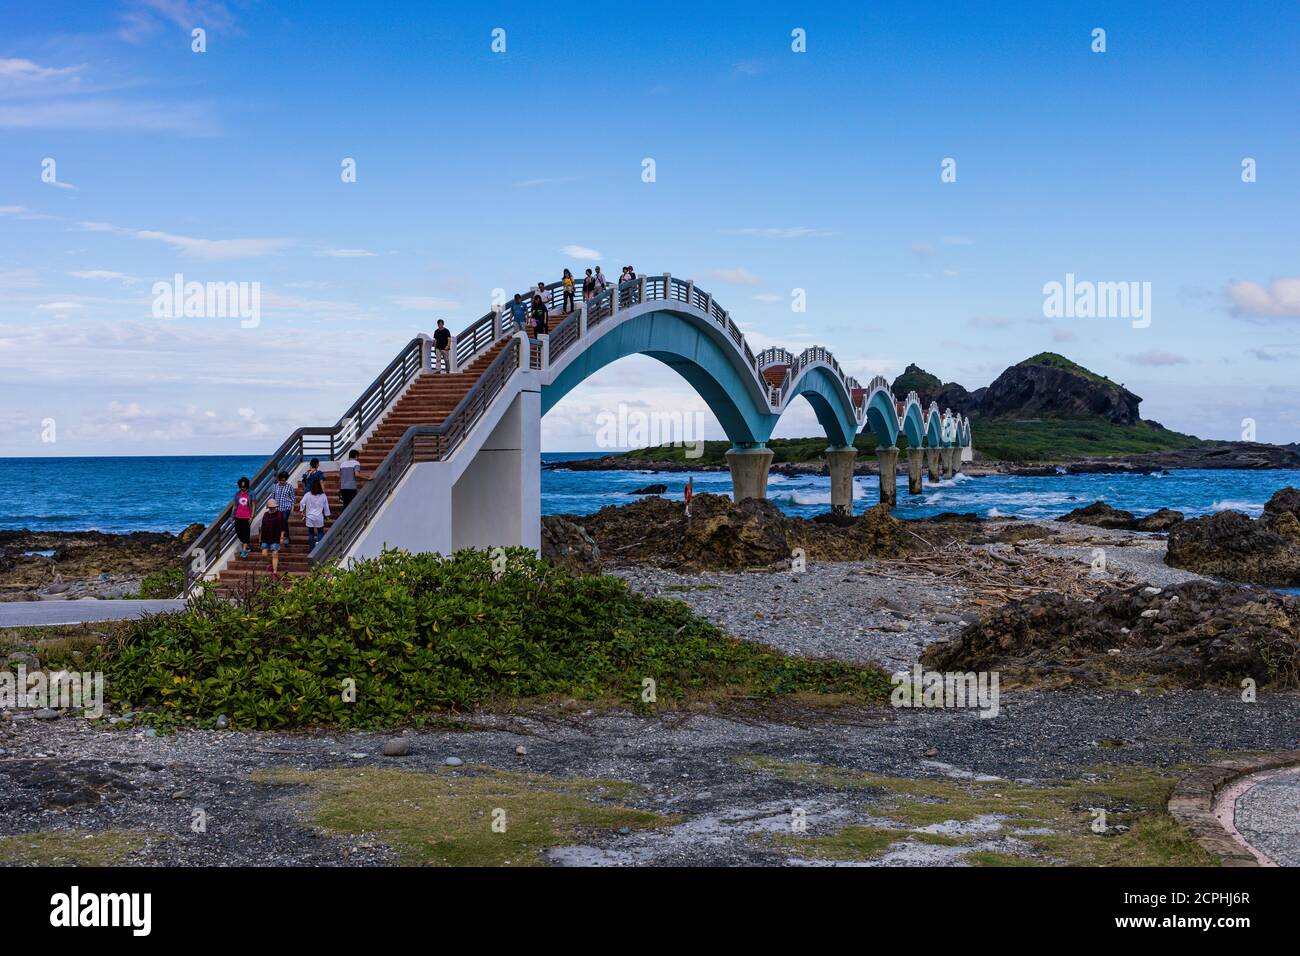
[433,319,452,372]
[300,480,331,551]
[268,471,296,545]
[259,498,287,578]
[233,477,254,558]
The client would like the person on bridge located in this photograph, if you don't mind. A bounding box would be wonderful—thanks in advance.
[338,449,366,510]
[531,293,548,336]
[582,269,595,302]
[233,477,254,559]
[433,319,451,372]
[620,265,635,285]
[259,498,286,578]
[509,293,528,332]
[593,266,607,292]
[268,470,296,547]
[562,269,575,313]
[535,281,552,317]
[303,458,324,494]
[300,479,331,551]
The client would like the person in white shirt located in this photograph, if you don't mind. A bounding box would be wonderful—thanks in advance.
[300,479,331,550]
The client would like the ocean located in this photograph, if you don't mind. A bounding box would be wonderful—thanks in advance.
[2,454,1298,534]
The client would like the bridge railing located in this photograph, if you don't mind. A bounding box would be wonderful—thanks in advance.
[310,335,525,567]
[184,335,427,592]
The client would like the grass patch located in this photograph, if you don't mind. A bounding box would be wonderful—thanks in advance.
[741,757,1216,866]
[86,549,890,730]
[617,417,1206,465]
[253,766,668,866]
[0,830,154,866]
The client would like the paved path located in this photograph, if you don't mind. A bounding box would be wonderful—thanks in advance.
[0,599,187,627]
[1231,766,1300,866]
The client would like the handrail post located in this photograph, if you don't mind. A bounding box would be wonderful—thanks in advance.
[703,291,712,316]
[419,333,432,371]
[685,279,694,308]
[578,302,587,337]
[662,273,670,301]
[610,285,619,316]
[638,274,646,304]
[449,336,459,374]
[492,306,501,341]
[540,333,549,369]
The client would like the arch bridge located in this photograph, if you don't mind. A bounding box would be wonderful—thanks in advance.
[186,272,972,589]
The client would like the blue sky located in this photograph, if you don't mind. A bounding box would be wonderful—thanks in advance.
[2,0,1297,456]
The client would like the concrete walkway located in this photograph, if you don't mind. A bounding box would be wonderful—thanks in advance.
[0,598,187,627]
[1229,766,1300,866]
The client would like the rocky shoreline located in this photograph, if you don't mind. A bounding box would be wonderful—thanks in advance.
[546,440,1300,476]
[0,527,200,603]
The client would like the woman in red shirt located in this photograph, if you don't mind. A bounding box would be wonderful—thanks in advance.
[233,476,254,558]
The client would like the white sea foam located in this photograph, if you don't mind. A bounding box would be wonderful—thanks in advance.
[1211,498,1263,515]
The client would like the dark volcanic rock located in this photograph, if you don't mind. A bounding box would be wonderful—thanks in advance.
[1263,487,1300,526]
[539,516,602,575]
[1133,508,1184,532]
[921,580,1300,689]
[627,483,668,496]
[979,354,1142,424]
[1166,509,1300,586]
[1059,501,1137,529]
[678,495,793,569]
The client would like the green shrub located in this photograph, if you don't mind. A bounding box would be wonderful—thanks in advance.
[137,565,184,599]
[98,549,889,729]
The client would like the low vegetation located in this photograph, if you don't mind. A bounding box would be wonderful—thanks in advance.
[619,415,1205,465]
[743,756,1214,866]
[49,549,889,729]
[254,766,668,866]
[0,830,155,866]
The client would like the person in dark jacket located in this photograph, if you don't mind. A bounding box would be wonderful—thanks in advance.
[259,498,287,577]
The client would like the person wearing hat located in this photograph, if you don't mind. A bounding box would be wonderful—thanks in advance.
[259,497,287,578]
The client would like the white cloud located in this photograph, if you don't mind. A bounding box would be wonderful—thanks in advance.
[561,245,603,261]
[721,227,834,239]
[1128,350,1190,367]
[514,176,577,188]
[317,247,377,258]
[752,293,783,303]
[708,267,760,286]
[391,295,460,311]
[1227,278,1300,319]
[70,270,136,283]
[133,229,292,260]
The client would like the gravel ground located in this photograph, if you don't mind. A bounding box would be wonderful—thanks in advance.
[1231,766,1300,866]
[2,689,1297,866]
[613,562,971,672]
[1015,521,1207,589]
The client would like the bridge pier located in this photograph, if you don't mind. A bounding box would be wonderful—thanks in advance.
[925,447,940,483]
[825,446,858,517]
[725,445,774,502]
[875,447,898,507]
[906,448,924,495]
[940,447,954,480]
[953,449,964,476]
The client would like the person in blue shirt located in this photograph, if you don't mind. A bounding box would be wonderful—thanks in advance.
[509,293,527,331]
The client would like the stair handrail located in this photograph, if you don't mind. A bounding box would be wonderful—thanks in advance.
[183,335,427,592]
[309,335,525,566]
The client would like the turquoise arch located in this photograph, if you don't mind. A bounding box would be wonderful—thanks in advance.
[540,308,860,448]
[542,309,776,445]
[902,402,925,448]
